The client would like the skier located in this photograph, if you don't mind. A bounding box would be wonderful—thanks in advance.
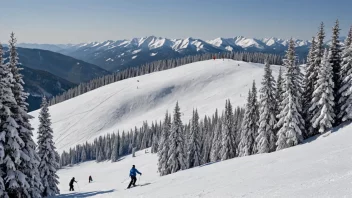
[69,177,77,191]
[127,165,142,189]
[89,175,93,183]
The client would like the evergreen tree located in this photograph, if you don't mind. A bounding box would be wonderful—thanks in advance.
[158,112,171,176]
[310,49,335,133]
[220,100,236,160]
[239,81,259,156]
[187,109,201,168]
[314,23,325,71]
[303,37,318,137]
[210,116,222,162]
[275,67,285,115]
[0,36,33,198]
[167,102,186,173]
[338,30,352,122]
[256,62,277,153]
[329,20,342,125]
[276,39,305,150]
[37,97,60,196]
[111,133,120,162]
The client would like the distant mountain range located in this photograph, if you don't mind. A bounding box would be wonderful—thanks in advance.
[2,46,110,111]
[17,36,328,71]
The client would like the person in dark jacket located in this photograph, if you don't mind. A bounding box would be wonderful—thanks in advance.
[89,175,93,183]
[69,177,77,191]
[127,165,142,188]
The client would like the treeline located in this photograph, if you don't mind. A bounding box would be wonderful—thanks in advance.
[49,52,283,106]
[59,103,245,167]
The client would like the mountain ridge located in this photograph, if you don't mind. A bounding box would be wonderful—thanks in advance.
[17,35,346,72]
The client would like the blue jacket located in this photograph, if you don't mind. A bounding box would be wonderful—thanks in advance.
[130,167,141,177]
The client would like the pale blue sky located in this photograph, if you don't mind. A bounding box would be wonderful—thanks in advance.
[0,0,351,44]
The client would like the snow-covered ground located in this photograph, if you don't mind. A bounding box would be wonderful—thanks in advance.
[29,59,281,152]
[28,58,352,197]
[56,122,352,198]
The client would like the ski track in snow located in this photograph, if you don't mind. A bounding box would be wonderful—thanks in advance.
[30,59,280,152]
[55,123,352,197]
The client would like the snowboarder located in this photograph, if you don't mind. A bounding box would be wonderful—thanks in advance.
[69,177,77,191]
[127,165,142,189]
[89,175,93,183]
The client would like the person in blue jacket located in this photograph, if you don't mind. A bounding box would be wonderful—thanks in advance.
[127,165,142,188]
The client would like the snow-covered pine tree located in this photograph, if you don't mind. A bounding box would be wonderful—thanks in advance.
[151,132,159,153]
[303,37,318,137]
[7,33,44,198]
[210,115,222,162]
[338,28,352,122]
[220,100,236,160]
[276,39,305,150]
[187,109,201,168]
[158,112,171,176]
[111,133,120,162]
[256,62,277,153]
[310,49,335,133]
[119,131,126,156]
[37,97,60,197]
[238,81,259,156]
[167,102,187,173]
[329,20,342,125]
[0,38,33,198]
[275,67,285,116]
[314,23,325,71]
[104,133,112,160]
[201,116,212,164]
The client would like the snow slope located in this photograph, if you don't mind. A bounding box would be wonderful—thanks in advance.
[30,60,280,152]
[56,122,352,198]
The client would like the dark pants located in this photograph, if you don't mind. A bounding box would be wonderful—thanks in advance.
[128,176,137,188]
[69,185,74,191]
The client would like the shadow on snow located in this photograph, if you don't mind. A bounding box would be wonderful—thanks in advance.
[53,189,114,197]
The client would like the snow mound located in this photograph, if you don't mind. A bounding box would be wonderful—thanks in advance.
[29,60,281,152]
[57,123,352,197]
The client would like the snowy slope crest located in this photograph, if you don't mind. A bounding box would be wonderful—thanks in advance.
[29,60,281,152]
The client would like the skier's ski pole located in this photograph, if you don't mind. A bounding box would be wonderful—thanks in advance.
[138,175,141,185]
[121,177,130,183]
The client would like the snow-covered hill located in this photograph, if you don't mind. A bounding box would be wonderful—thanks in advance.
[29,59,281,153]
[56,122,352,197]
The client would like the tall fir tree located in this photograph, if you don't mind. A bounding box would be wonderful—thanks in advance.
[329,20,342,125]
[37,97,60,197]
[239,81,259,156]
[303,37,318,137]
[220,100,236,160]
[275,67,285,115]
[256,63,277,153]
[167,102,186,173]
[314,22,325,71]
[9,32,44,197]
[0,34,36,198]
[111,133,120,162]
[187,109,201,168]
[310,49,335,133]
[276,39,305,150]
[338,28,352,122]
[210,116,222,162]
[157,112,171,176]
